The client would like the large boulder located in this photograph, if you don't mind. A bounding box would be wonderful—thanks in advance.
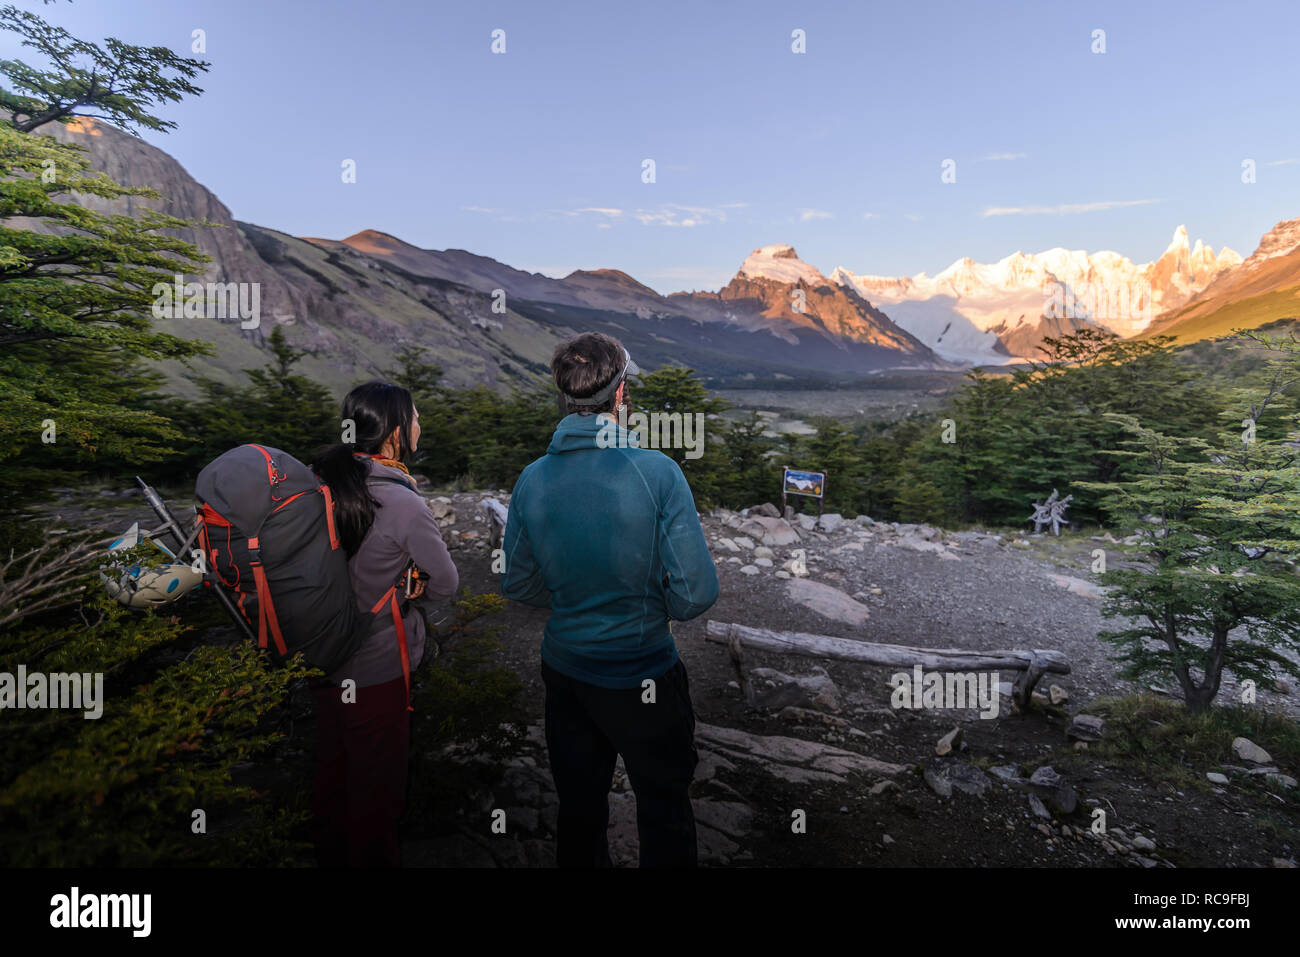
[784,578,870,626]
[1232,737,1272,764]
[816,513,846,532]
[736,516,801,546]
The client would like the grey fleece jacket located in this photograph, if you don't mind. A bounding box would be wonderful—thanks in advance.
[327,458,459,688]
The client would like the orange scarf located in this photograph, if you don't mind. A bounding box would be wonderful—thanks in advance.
[354,452,411,475]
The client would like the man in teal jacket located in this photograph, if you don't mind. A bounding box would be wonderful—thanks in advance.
[501,332,719,867]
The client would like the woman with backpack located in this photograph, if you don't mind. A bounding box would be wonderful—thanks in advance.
[310,380,459,867]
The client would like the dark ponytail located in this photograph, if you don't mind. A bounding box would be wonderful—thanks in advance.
[311,380,417,557]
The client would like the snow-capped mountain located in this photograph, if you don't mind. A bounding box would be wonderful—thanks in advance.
[832,227,1242,360]
[678,244,947,367]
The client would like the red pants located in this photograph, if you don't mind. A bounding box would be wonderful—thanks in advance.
[310,675,410,867]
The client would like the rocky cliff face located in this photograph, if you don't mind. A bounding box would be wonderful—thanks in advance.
[27,117,561,395]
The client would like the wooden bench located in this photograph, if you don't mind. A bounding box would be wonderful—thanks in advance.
[705,620,1070,711]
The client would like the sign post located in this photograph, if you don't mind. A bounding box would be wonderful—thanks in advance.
[782,466,826,521]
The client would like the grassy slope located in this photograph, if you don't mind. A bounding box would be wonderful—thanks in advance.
[1146,284,1300,344]
[151,228,567,400]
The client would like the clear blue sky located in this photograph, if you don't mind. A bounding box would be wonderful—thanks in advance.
[5,0,1299,292]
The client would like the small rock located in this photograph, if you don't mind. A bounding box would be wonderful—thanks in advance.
[1232,737,1272,764]
[936,727,963,756]
[781,557,810,578]
[739,564,759,575]
[752,545,774,559]
[1028,766,1078,814]
[1028,794,1051,820]
[754,557,773,568]
[1131,835,1156,851]
[715,537,741,553]
[734,536,757,550]
[923,758,990,799]
[750,666,840,713]
[1066,714,1105,741]
[1206,772,1230,784]
[881,833,895,845]
[1048,684,1069,705]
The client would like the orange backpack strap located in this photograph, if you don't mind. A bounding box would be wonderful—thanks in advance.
[370,584,413,712]
[248,536,288,657]
[318,484,341,550]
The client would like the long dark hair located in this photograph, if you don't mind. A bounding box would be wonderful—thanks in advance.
[312,381,417,557]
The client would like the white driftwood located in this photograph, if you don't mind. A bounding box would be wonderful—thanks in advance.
[481,497,509,548]
[705,620,1069,709]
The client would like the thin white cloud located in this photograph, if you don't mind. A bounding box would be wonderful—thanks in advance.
[461,205,499,214]
[980,152,1027,161]
[800,209,833,221]
[981,198,1160,217]
[1264,158,1298,167]
[633,203,743,227]
[576,207,624,217]
[862,211,879,220]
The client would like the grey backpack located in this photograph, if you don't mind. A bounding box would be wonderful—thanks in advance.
[195,444,367,674]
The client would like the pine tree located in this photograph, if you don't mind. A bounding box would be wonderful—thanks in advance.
[1079,362,1300,711]
[0,5,212,498]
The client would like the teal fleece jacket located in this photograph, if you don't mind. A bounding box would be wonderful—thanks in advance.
[501,412,719,688]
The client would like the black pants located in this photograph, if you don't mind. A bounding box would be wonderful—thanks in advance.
[541,657,698,868]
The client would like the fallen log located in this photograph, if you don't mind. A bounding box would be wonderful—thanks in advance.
[705,620,1069,710]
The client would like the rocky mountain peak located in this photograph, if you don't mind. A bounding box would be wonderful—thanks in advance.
[1250,216,1300,263]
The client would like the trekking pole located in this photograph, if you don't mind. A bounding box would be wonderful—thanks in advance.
[136,476,256,643]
